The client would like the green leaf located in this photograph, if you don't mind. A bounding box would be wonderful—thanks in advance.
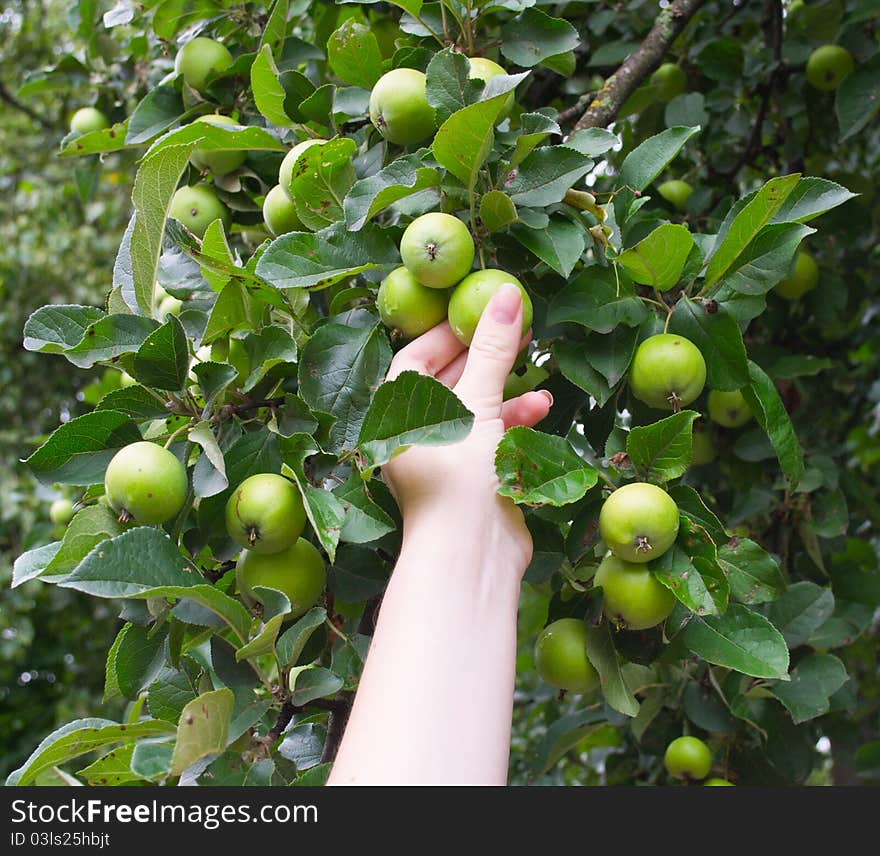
[717,537,786,604]
[683,603,790,679]
[25,411,141,486]
[742,360,804,490]
[251,45,294,127]
[104,623,166,701]
[704,174,800,287]
[836,61,880,141]
[617,224,694,292]
[768,654,848,724]
[344,155,439,230]
[426,49,482,125]
[6,719,175,786]
[357,371,474,469]
[60,120,130,157]
[554,340,611,407]
[170,688,235,776]
[548,266,648,332]
[669,298,749,391]
[298,318,392,453]
[722,223,815,295]
[334,474,397,544]
[500,9,579,68]
[584,624,640,717]
[495,426,598,506]
[507,146,593,207]
[770,177,857,223]
[235,614,285,661]
[618,126,700,192]
[96,385,170,420]
[130,743,174,781]
[291,138,358,230]
[43,505,124,578]
[256,223,399,290]
[125,85,186,145]
[276,608,327,668]
[147,668,198,723]
[669,484,727,544]
[480,189,518,233]
[327,19,384,88]
[132,315,189,390]
[77,743,142,786]
[12,542,62,588]
[527,708,607,776]
[57,527,200,599]
[767,581,834,648]
[291,668,344,706]
[331,544,389,602]
[650,545,725,617]
[627,410,699,483]
[22,304,106,354]
[511,216,585,277]
[508,112,562,169]
[241,327,298,393]
[564,127,618,157]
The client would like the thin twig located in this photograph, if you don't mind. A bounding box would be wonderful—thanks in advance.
[0,81,53,129]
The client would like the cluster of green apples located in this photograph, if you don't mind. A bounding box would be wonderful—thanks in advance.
[100,441,324,619]
[377,212,533,344]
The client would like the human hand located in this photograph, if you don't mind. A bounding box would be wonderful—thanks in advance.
[382,283,553,578]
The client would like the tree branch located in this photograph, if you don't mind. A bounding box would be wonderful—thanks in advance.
[0,81,53,129]
[572,0,706,131]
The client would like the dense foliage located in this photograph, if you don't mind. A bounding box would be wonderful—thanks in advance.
[3,0,880,786]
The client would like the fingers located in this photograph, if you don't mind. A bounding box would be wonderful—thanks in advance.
[501,390,554,430]
[386,321,466,381]
[455,283,524,418]
[436,351,468,387]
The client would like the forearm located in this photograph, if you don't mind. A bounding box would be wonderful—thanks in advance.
[328,508,523,785]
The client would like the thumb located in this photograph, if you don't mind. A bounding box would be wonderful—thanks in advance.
[455,282,524,419]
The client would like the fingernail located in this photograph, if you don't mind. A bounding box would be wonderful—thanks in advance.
[490,282,522,324]
[538,390,554,407]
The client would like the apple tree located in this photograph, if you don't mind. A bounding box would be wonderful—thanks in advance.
[6,0,880,786]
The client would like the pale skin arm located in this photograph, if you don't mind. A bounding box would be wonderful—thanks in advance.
[328,284,553,785]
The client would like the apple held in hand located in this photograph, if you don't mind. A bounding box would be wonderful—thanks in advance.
[377,266,449,338]
[707,389,753,428]
[400,212,475,289]
[629,334,707,411]
[369,68,437,145]
[534,618,599,693]
[189,114,246,176]
[599,482,680,563]
[447,269,533,345]
[169,185,230,238]
[664,736,712,780]
[236,538,326,618]
[594,554,676,630]
[225,473,306,555]
[70,107,109,135]
[175,37,234,90]
[104,441,188,525]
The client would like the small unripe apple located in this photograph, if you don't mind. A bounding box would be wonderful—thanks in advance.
[400,212,475,289]
[278,139,325,200]
[629,334,706,411]
[707,389,753,428]
[598,482,680,564]
[447,269,533,346]
[774,250,819,300]
[467,56,514,118]
[650,63,687,102]
[690,428,716,465]
[190,114,246,176]
[49,499,75,527]
[169,185,230,238]
[664,736,712,780]
[369,68,436,145]
[104,441,188,525]
[594,553,676,630]
[262,185,303,236]
[70,107,109,135]
[805,44,854,91]
[225,473,306,555]
[658,179,693,212]
[534,618,599,694]
[175,37,234,91]
[157,295,183,318]
[377,266,449,338]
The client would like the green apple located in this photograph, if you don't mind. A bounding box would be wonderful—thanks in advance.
[262,184,303,236]
[690,428,716,465]
[594,554,676,630]
[225,473,306,555]
[467,56,514,118]
[503,362,550,401]
[775,250,818,300]
[629,334,707,411]
[169,185,230,238]
[70,107,109,135]
[447,268,533,346]
[806,44,854,91]
[651,63,687,102]
[377,266,449,338]
[704,777,735,786]
[400,212,475,289]
[157,295,182,318]
[278,138,325,200]
[664,736,712,780]
[104,441,188,525]
[658,179,693,212]
[369,68,436,145]
[534,618,599,694]
[599,482,680,564]
[175,37,234,90]
[236,538,326,618]
[49,499,75,527]
[190,114,246,176]
[707,389,753,428]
